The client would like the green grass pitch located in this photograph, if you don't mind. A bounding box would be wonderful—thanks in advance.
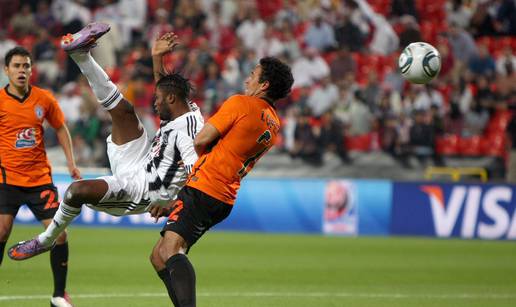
[1,225,515,307]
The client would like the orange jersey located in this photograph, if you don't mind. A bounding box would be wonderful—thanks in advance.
[0,85,65,187]
[188,95,281,204]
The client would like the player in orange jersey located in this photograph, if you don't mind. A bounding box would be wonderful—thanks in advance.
[150,57,294,306]
[0,46,81,307]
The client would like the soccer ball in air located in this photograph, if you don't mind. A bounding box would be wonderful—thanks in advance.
[398,42,441,84]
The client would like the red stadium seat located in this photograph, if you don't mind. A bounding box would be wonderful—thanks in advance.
[458,136,481,156]
[485,110,512,134]
[435,134,459,155]
[345,133,373,152]
[480,134,507,158]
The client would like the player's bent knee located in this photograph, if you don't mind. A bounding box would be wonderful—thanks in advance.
[65,181,104,205]
[158,231,186,262]
[150,244,164,269]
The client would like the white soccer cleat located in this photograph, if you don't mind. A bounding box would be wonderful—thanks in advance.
[51,292,74,307]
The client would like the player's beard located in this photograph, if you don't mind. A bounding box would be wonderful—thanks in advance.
[159,106,172,121]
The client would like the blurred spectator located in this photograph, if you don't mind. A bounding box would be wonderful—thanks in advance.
[307,77,339,117]
[236,9,266,51]
[146,8,173,47]
[348,91,374,136]
[0,30,16,64]
[382,113,411,168]
[496,46,516,77]
[435,39,456,81]
[33,29,59,87]
[409,110,440,166]
[9,4,36,36]
[292,109,324,166]
[259,25,285,58]
[447,22,478,65]
[475,75,496,111]
[398,16,422,49]
[468,44,496,78]
[462,100,489,137]
[275,0,302,27]
[390,0,418,19]
[203,60,230,115]
[382,66,405,94]
[362,71,382,113]
[118,0,147,45]
[221,49,242,93]
[355,0,399,55]
[57,82,82,126]
[133,42,154,82]
[92,4,122,70]
[279,25,301,60]
[178,0,206,35]
[444,100,464,135]
[292,47,330,88]
[446,0,473,29]
[334,12,365,52]
[330,48,356,83]
[320,111,351,164]
[34,1,58,31]
[469,1,497,37]
[304,12,336,52]
[51,0,91,34]
[495,0,516,35]
[413,84,445,113]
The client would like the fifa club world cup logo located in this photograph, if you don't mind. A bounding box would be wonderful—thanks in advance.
[15,128,37,148]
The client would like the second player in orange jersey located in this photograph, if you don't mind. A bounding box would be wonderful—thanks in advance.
[152,57,294,306]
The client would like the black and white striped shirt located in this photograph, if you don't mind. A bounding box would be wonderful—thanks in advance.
[145,106,203,205]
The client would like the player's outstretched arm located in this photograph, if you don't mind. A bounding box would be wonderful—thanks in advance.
[151,32,179,83]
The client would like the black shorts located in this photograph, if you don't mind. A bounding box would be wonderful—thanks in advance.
[0,183,60,221]
[161,186,232,250]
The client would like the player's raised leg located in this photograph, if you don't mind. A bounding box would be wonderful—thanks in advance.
[62,22,142,145]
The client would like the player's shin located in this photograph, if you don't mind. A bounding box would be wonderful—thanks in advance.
[68,52,122,110]
[0,241,6,265]
[38,202,81,246]
[165,254,196,307]
[50,242,69,298]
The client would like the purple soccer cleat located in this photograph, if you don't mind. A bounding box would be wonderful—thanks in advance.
[7,238,54,261]
[61,22,110,53]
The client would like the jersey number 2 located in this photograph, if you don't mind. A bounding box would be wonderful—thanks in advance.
[238,130,271,178]
[41,190,59,210]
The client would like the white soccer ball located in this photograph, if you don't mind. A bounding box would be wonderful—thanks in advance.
[398,42,441,84]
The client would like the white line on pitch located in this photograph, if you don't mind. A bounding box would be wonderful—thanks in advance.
[0,292,515,301]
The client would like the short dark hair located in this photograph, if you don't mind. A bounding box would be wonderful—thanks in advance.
[4,46,32,67]
[156,73,192,102]
[259,57,294,101]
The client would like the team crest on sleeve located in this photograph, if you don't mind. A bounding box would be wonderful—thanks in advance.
[15,128,37,148]
[34,105,44,119]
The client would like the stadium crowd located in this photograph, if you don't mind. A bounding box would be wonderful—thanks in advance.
[0,0,515,171]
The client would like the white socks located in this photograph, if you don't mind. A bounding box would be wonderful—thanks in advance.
[38,202,81,246]
[69,52,123,110]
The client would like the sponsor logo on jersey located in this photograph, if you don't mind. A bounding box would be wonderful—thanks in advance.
[15,128,37,148]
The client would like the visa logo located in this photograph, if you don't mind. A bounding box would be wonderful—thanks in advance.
[421,186,516,239]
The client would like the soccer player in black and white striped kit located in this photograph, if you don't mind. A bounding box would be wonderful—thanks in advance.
[9,25,203,262]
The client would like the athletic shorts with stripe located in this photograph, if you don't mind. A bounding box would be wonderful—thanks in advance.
[160,186,232,250]
[88,131,152,216]
[0,183,60,220]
